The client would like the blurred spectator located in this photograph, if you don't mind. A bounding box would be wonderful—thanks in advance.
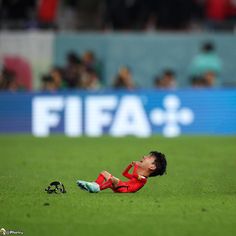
[56,0,78,30]
[50,67,64,89]
[63,52,82,89]
[189,41,222,86]
[75,0,104,30]
[41,74,56,91]
[206,0,228,21]
[113,66,135,90]
[81,67,101,90]
[145,14,157,31]
[205,0,229,30]
[227,0,236,19]
[190,75,207,88]
[205,0,236,30]
[41,67,64,91]
[81,50,103,83]
[190,72,216,88]
[203,71,216,87]
[0,67,18,91]
[37,0,59,29]
[0,0,235,31]
[154,69,177,89]
[41,50,103,91]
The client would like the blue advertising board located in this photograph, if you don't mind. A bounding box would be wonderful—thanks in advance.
[0,90,236,137]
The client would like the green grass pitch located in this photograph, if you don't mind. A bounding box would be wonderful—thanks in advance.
[0,135,236,236]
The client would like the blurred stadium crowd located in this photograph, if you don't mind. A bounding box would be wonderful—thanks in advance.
[1,0,236,31]
[0,41,223,91]
[0,0,234,92]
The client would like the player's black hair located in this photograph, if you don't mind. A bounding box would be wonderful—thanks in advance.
[149,151,167,177]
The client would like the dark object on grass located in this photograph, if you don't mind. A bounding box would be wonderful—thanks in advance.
[45,181,66,194]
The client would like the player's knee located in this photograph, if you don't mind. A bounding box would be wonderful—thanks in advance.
[101,170,108,175]
[110,176,115,182]
[101,171,111,179]
[111,176,119,184]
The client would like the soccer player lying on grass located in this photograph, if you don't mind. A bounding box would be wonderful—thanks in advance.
[77,151,167,193]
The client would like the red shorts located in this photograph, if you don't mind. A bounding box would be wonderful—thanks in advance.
[112,180,130,193]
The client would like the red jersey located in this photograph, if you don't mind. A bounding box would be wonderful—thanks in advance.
[38,0,59,23]
[113,164,147,193]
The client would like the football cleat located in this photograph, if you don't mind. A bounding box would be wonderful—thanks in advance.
[77,180,89,191]
[85,182,100,193]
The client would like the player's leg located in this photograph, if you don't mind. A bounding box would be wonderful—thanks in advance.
[85,175,120,193]
[77,170,112,192]
[99,176,129,193]
[99,176,120,190]
[110,176,120,188]
[95,170,112,185]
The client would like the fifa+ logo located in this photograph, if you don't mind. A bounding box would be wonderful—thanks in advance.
[150,95,194,137]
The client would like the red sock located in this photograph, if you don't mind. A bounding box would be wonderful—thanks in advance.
[99,179,113,191]
[95,173,105,185]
